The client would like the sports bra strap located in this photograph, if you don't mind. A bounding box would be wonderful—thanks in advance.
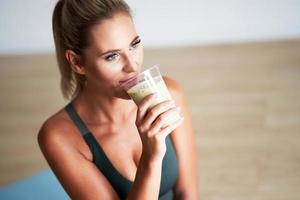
[65,102,90,136]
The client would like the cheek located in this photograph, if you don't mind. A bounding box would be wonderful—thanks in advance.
[95,65,117,82]
[133,47,144,65]
[86,60,116,84]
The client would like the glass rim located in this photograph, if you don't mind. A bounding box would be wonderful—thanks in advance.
[119,64,160,88]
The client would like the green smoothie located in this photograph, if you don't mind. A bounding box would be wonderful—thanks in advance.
[127,76,181,128]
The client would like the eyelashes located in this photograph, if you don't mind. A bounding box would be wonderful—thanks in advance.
[104,38,142,62]
[131,39,141,49]
[105,53,119,61]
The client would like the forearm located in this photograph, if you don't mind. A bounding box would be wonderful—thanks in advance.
[126,153,163,200]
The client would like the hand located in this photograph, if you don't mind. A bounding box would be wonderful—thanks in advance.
[135,93,184,163]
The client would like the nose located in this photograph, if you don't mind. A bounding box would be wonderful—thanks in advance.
[122,53,137,73]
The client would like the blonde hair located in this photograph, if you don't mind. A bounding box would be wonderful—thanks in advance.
[52,0,132,100]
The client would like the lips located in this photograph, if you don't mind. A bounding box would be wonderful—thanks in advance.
[119,75,138,85]
[118,74,140,90]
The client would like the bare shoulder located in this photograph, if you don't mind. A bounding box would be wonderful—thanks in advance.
[37,108,79,158]
[37,108,120,199]
[163,76,199,198]
[38,108,70,141]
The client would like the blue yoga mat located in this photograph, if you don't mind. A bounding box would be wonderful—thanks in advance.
[0,169,69,200]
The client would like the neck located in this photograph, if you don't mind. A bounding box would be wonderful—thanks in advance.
[72,84,136,125]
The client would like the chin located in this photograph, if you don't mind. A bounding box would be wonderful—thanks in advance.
[115,89,132,100]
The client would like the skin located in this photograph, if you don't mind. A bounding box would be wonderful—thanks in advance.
[38,12,198,199]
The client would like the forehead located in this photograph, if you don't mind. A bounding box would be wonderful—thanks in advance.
[88,13,137,51]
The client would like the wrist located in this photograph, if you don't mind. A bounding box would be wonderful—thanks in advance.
[140,151,163,168]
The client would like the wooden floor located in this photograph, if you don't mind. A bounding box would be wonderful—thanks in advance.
[0,39,300,199]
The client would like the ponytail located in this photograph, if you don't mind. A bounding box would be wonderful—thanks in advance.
[52,0,76,100]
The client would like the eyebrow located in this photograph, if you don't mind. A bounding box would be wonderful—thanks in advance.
[98,35,140,57]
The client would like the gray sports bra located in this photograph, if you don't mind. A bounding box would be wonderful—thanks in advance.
[65,102,179,199]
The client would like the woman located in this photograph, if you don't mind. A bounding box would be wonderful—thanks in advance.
[38,0,198,199]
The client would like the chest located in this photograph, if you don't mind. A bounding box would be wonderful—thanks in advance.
[90,134,179,199]
[76,123,179,199]
[80,124,142,182]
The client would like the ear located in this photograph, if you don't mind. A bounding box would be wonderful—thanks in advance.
[65,50,86,75]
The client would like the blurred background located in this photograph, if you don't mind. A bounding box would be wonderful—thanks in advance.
[0,0,300,199]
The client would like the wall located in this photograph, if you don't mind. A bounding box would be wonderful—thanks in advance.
[0,0,300,55]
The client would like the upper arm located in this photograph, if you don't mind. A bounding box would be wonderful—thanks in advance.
[163,76,199,199]
[37,122,120,200]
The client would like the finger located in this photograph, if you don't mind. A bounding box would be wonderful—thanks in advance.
[160,116,184,138]
[150,106,181,133]
[136,93,158,123]
[142,99,176,129]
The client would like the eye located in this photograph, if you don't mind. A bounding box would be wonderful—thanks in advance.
[131,39,141,49]
[105,53,119,61]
